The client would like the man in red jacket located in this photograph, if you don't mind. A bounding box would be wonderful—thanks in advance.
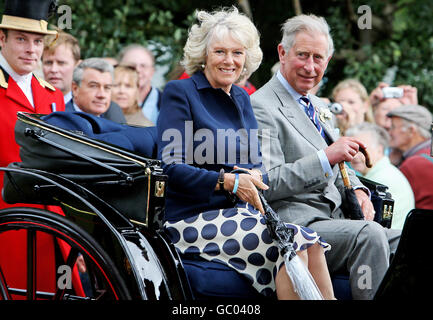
[0,0,68,299]
[387,104,433,210]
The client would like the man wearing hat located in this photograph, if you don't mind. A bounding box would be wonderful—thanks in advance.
[387,104,433,209]
[0,0,65,209]
[0,0,72,298]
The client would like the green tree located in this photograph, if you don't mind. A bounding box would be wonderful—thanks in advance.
[59,0,195,66]
[0,0,431,109]
[324,0,433,108]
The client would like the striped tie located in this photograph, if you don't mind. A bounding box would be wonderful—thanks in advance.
[300,96,326,139]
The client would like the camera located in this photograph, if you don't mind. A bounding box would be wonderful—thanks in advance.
[382,87,404,99]
[328,101,343,115]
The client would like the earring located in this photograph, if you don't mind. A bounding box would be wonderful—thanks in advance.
[201,64,205,69]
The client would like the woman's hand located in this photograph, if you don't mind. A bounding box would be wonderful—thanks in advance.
[369,82,388,105]
[233,165,263,182]
[224,172,269,214]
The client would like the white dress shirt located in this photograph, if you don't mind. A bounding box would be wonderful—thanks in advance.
[0,52,35,108]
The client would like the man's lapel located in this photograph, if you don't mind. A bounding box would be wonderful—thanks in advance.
[270,76,328,150]
[31,75,50,111]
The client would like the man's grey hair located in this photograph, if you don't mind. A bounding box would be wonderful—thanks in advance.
[280,14,334,58]
[346,122,390,151]
[117,44,155,66]
[73,58,114,86]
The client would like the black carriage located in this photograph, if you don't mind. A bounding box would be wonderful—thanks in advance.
[0,112,192,300]
[0,111,264,300]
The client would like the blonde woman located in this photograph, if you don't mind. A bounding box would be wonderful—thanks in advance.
[332,79,374,135]
[111,65,154,127]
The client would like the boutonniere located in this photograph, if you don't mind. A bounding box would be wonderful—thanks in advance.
[318,108,332,122]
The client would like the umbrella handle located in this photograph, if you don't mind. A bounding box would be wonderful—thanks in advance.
[338,162,351,188]
[258,191,273,214]
[339,146,371,188]
[359,146,372,168]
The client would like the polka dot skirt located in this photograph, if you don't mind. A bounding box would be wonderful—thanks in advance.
[165,202,331,296]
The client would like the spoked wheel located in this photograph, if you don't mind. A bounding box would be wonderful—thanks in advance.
[0,207,131,300]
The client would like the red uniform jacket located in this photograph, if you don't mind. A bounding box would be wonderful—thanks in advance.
[0,68,78,298]
[0,69,65,200]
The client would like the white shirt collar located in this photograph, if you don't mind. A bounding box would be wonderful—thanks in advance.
[72,101,83,112]
[64,91,73,105]
[72,100,101,117]
[0,51,35,107]
[276,70,311,104]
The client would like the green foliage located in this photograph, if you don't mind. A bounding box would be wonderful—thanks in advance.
[322,0,433,108]
[60,0,193,65]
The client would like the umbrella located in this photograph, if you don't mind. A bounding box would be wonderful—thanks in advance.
[230,168,323,299]
[258,192,323,300]
[339,146,372,220]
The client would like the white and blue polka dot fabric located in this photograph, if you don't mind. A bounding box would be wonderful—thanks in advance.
[165,202,330,296]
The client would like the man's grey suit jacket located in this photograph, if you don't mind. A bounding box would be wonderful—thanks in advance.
[251,75,364,227]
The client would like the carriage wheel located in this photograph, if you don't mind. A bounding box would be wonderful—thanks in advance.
[0,207,131,300]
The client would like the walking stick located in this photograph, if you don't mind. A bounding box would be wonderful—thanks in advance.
[338,146,372,220]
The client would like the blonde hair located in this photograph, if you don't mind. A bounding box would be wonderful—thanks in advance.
[43,31,80,63]
[181,6,262,78]
[332,78,374,123]
[114,65,139,87]
[113,65,140,113]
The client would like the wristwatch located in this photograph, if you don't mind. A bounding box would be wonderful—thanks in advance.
[218,168,225,191]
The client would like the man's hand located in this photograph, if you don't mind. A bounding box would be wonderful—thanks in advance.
[354,189,375,221]
[325,137,367,166]
[76,255,87,273]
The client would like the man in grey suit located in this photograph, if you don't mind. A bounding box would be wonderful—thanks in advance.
[251,14,401,300]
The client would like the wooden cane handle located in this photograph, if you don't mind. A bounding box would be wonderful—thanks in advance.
[359,146,372,168]
[338,162,351,188]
